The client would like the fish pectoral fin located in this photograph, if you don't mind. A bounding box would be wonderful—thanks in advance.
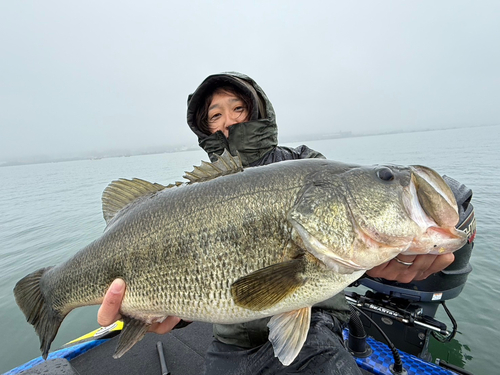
[230,259,307,311]
[113,317,151,359]
[268,307,312,366]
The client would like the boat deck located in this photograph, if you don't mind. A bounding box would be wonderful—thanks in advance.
[71,322,213,374]
[20,322,373,375]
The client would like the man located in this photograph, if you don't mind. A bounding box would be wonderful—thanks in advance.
[98,72,454,374]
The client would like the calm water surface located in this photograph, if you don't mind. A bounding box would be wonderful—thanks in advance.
[1,126,498,374]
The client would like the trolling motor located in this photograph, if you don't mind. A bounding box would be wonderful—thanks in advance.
[346,176,476,367]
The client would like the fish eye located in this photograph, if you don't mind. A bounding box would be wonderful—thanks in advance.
[376,167,395,181]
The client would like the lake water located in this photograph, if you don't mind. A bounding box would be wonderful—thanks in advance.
[1,125,498,374]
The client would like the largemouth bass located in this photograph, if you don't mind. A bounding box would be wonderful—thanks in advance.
[14,151,467,366]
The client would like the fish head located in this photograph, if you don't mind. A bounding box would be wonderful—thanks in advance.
[288,162,467,273]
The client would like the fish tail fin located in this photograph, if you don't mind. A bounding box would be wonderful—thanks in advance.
[14,267,64,360]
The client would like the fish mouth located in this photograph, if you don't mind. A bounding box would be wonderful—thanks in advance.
[401,166,467,254]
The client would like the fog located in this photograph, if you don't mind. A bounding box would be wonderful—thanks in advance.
[1,0,499,162]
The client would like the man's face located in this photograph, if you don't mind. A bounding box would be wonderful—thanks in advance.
[207,91,249,137]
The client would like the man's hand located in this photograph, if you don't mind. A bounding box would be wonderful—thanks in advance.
[97,278,182,334]
[365,253,455,284]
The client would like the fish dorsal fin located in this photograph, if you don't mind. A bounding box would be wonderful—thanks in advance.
[102,178,165,224]
[183,149,243,183]
[165,181,184,188]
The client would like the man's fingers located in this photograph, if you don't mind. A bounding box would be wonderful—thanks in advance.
[365,253,455,283]
[96,279,183,336]
[415,253,455,280]
[97,278,125,326]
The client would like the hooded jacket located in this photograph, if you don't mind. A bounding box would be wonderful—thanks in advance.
[187,72,324,167]
[186,72,349,348]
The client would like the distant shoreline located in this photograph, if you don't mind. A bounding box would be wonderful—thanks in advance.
[1,123,497,168]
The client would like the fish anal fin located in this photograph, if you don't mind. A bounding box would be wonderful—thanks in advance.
[113,316,151,359]
[183,149,243,183]
[230,259,306,311]
[102,178,165,224]
[268,306,312,366]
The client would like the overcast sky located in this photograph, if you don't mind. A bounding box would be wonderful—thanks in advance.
[1,1,499,161]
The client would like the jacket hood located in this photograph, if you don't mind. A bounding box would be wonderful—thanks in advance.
[187,72,278,166]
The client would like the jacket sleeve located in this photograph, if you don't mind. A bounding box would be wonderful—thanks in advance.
[249,145,326,166]
[293,145,326,160]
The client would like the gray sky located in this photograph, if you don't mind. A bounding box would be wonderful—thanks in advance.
[1,0,499,161]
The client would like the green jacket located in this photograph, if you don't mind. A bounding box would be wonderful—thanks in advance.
[187,72,350,348]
